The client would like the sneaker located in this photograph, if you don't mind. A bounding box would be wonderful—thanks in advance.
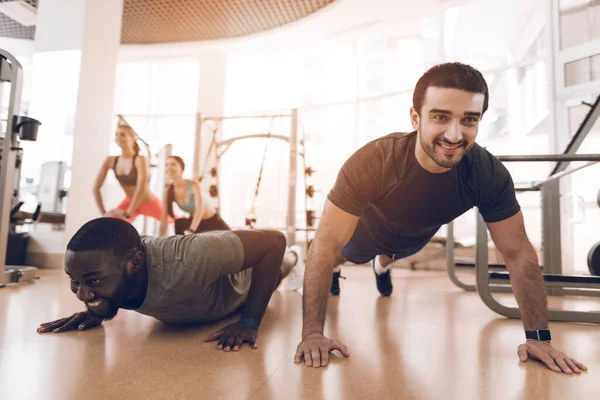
[330,269,346,296]
[373,259,393,296]
[279,245,305,291]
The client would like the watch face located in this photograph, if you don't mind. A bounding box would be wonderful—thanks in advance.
[538,330,551,341]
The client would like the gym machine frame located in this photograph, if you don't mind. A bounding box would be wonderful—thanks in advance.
[446,153,600,324]
[0,49,41,287]
[196,110,300,245]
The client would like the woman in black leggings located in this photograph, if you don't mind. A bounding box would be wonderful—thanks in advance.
[159,156,229,235]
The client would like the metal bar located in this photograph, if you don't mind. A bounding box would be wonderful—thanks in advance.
[446,221,476,291]
[562,288,600,297]
[497,154,600,162]
[286,109,298,245]
[192,112,202,180]
[533,161,599,188]
[541,181,564,296]
[490,277,600,289]
[217,143,232,159]
[475,212,600,324]
[215,136,221,214]
[446,220,516,293]
[551,94,600,175]
[216,134,289,149]
[515,187,541,192]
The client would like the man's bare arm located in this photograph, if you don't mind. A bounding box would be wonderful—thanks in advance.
[303,200,359,336]
[294,200,358,367]
[486,211,548,330]
[487,211,588,374]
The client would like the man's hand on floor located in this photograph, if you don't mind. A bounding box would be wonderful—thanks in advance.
[294,333,350,368]
[37,311,102,333]
[517,341,588,374]
[205,321,258,352]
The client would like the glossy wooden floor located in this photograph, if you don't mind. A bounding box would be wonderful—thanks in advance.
[1,267,599,400]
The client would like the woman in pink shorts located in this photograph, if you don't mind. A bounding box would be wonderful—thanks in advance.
[93,117,166,223]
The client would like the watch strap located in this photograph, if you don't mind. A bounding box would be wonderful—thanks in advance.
[525,329,551,341]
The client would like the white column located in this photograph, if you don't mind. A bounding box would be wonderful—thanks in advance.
[194,53,227,208]
[197,53,227,118]
[66,1,123,241]
[26,0,123,266]
[194,54,227,179]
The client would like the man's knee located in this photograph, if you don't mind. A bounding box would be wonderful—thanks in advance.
[267,230,287,254]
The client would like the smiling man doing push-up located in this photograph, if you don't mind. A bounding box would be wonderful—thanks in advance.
[295,62,588,375]
[38,217,302,351]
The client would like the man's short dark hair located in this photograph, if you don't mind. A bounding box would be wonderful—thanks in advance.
[413,62,489,115]
[66,217,141,261]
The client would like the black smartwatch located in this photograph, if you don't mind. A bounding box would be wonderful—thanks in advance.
[525,329,551,341]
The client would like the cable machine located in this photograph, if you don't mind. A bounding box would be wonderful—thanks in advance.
[195,109,318,246]
[0,49,42,287]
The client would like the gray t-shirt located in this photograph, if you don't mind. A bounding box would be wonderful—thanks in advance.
[134,231,250,325]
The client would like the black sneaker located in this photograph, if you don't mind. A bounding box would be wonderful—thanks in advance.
[330,270,346,296]
[373,260,393,296]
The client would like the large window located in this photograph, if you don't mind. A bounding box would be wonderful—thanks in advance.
[303,44,356,106]
[564,53,600,86]
[108,59,200,232]
[112,59,200,160]
[224,50,304,115]
[220,32,425,232]
[559,95,600,273]
[559,0,600,50]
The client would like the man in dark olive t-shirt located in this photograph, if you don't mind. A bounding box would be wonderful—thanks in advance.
[328,130,520,289]
[294,62,587,376]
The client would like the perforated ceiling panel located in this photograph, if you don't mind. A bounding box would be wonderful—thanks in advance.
[0,0,336,44]
[0,0,36,40]
[121,0,336,44]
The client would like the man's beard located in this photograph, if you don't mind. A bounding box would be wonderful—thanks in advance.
[419,131,472,169]
[86,276,130,321]
[86,298,120,321]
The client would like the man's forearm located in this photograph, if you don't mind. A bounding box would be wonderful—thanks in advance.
[241,248,283,326]
[507,246,549,331]
[302,243,336,338]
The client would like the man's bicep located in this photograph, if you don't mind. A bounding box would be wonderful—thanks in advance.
[487,211,530,260]
[315,199,360,250]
